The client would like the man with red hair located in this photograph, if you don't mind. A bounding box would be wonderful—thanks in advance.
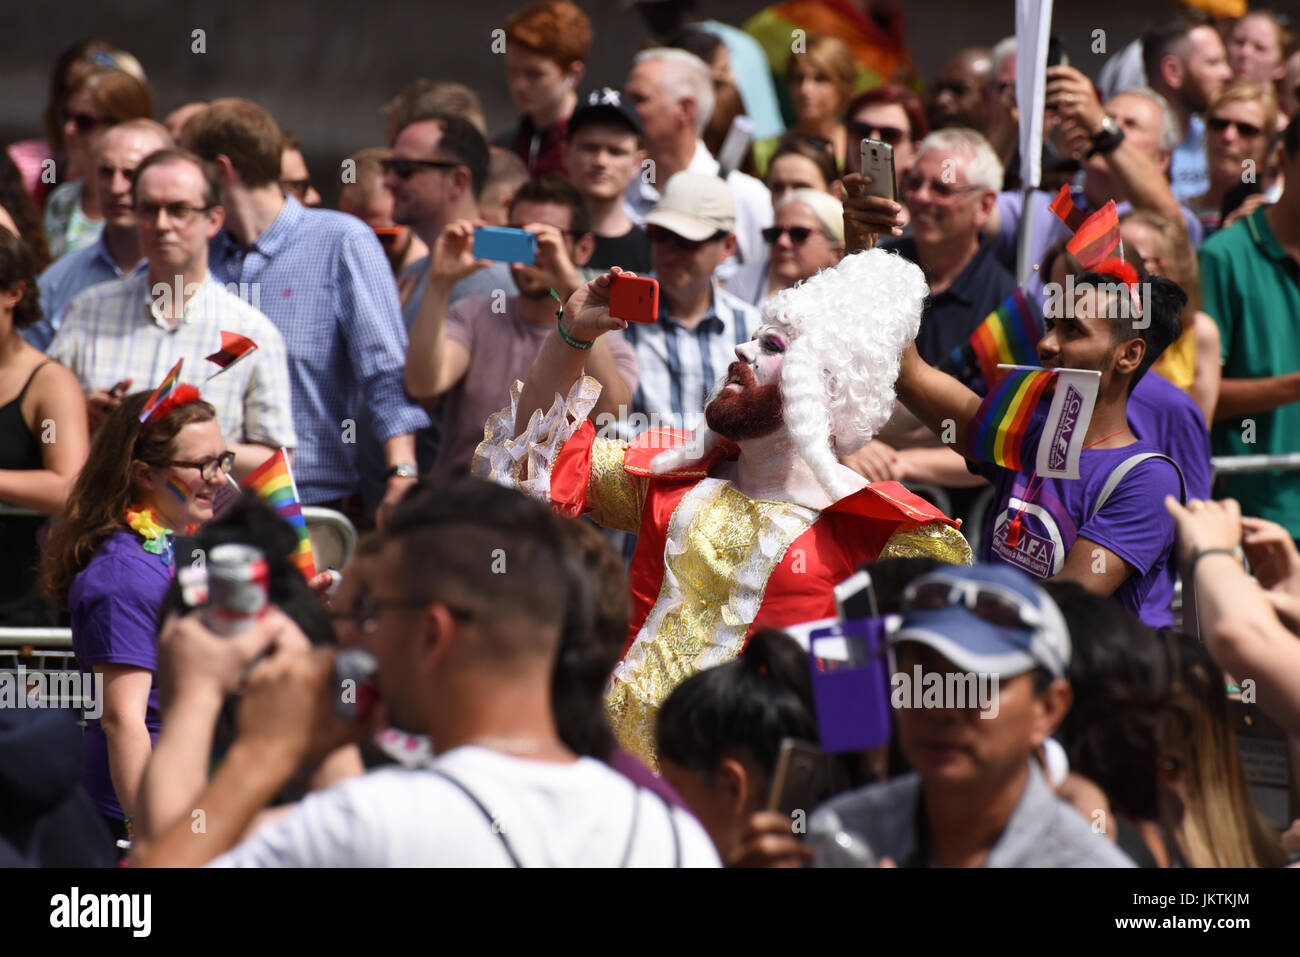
[498,1,593,178]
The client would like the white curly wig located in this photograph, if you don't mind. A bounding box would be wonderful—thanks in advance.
[652,248,928,500]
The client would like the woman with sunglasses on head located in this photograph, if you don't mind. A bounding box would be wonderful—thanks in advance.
[1186,81,1279,237]
[43,65,154,262]
[43,385,230,850]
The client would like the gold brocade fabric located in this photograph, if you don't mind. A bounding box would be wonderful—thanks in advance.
[586,438,646,534]
[879,520,974,566]
[606,480,819,768]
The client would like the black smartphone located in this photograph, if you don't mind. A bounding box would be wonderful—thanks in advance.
[767,738,825,816]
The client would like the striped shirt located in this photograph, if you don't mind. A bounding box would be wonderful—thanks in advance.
[207,197,430,503]
[29,229,147,351]
[613,281,759,436]
[48,271,297,449]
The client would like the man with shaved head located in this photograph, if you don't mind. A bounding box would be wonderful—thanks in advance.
[29,118,174,351]
[928,48,993,133]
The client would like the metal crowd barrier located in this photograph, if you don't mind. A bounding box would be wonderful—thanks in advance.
[0,505,357,655]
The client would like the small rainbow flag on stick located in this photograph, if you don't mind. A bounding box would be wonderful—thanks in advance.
[1048,184,1087,232]
[1049,187,1123,270]
[138,358,184,423]
[941,289,1041,388]
[243,448,316,579]
[966,365,1102,480]
[205,331,258,379]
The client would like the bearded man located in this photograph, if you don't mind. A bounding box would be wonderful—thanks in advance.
[474,251,972,764]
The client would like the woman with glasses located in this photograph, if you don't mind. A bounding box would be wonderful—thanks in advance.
[726,188,844,306]
[842,85,928,229]
[0,228,88,627]
[43,386,229,850]
[1186,81,1279,237]
[43,65,154,262]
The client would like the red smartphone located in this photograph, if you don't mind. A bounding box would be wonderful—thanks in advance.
[609,275,659,324]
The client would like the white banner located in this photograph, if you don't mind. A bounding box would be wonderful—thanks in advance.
[996,364,1100,480]
[1015,0,1054,190]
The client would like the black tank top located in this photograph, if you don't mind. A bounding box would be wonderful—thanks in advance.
[0,362,57,626]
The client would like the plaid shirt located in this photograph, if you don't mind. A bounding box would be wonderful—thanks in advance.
[614,281,758,435]
[208,198,429,503]
[48,271,297,450]
[29,230,147,351]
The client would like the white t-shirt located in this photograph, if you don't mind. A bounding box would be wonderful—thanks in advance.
[210,746,720,868]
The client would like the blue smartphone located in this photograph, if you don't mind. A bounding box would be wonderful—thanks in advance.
[473,226,537,265]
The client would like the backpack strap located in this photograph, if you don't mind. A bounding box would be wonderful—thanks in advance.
[427,768,523,868]
[1088,452,1187,524]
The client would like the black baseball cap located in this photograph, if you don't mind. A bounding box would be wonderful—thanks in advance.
[567,87,642,140]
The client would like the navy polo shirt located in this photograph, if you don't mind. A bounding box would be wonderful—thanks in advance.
[881,236,1017,367]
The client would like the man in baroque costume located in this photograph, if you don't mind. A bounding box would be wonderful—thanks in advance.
[474,249,972,765]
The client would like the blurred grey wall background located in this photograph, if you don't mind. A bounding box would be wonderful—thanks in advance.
[3,0,1174,204]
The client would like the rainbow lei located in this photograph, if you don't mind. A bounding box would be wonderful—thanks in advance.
[125,506,175,561]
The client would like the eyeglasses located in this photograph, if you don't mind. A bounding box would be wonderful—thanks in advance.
[329,590,474,635]
[762,225,816,244]
[61,108,104,134]
[646,224,726,251]
[900,173,984,201]
[380,157,463,180]
[1207,116,1264,138]
[135,201,215,226]
[168,452,236,482]
[902,576,1043,632]
[280,178,313,199]
[848,121,908,146]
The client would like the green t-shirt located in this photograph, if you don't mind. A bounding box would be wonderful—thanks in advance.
[1199,207,1300,535]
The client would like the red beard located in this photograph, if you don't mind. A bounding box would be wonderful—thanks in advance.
[705,362,784,441]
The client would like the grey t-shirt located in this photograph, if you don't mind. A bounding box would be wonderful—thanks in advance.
[818,759,1135,867]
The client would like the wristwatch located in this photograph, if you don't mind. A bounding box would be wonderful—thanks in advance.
[1087,115,1125,157]
[385,462,418,479]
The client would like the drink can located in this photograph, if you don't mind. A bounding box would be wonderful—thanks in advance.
[205,543,269,636]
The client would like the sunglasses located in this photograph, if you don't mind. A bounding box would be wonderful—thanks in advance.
[762,225,816,244]
[280,178,313,199]
[902,577,1043,632]
[62,109,104,134]
[646,224,726,251]
[900,173,983,200]
[379,157,463,180]
[848,121,907,146]
[1208,116,1264,138]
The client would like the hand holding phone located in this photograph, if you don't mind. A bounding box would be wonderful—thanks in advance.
[767,738,825,816]
[608,274,659,324]
[473,225,537,265]
[859,139,897,203]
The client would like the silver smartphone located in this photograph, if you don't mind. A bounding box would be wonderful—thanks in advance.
[859,138,897,202]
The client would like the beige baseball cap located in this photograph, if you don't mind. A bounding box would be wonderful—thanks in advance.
[645,172,736,242]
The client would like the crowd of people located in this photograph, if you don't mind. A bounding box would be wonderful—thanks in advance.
[1,0,1299,869]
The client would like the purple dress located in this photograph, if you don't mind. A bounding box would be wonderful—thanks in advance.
[69,529,172,819]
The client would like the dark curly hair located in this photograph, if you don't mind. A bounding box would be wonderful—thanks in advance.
[0,226,44,329]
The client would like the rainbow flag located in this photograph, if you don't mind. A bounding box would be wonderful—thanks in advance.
[138,358,183,423]
[967,368,1057,473]
[1066,200,1121,270]
[941,289,1041,389]
[205,331,258,379]
[243,448,316,579]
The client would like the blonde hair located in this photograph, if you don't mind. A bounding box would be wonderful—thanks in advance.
[777,188,844,246]
[788,34,857,114]
[1209,80,1280,137]
[1120,210,1202,324]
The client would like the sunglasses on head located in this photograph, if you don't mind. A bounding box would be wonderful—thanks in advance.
[646,224,725,251]
[902,577,1043,632]
[849,121,907,146]
[62,109,104,134]
[1208,116,1264,138]
[379,157,463,180]
[762,225,815,244]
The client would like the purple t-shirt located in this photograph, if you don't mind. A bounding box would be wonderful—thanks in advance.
[1128,371,1211,501]
[437,295,640,474]
[69,529,172,818]
[972,411,1183,628]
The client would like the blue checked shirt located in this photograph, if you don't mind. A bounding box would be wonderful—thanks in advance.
[613,281,759,436]
[28,231,147,352]
[208,197,430,503]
